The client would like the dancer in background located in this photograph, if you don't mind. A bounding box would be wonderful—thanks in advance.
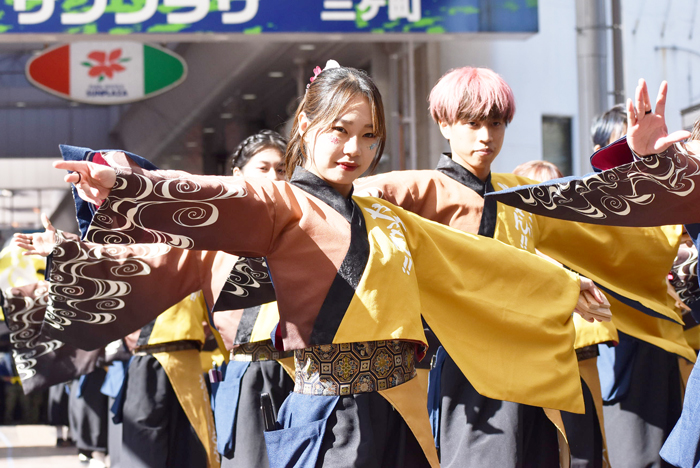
[214,129,295,468]
[353,67,683,468]
[483,79,699,468]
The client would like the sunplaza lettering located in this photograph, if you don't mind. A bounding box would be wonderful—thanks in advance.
[86,84,128,97]
[2,0,539,35]
[27,42,187,105]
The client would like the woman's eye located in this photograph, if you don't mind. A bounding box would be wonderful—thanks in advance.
[364,133,377,139]
[332,126,347,134]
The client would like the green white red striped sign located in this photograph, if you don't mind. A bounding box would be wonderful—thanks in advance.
[26,42,187,105]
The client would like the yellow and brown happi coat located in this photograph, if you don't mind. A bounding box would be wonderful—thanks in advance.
[68,151,587,414]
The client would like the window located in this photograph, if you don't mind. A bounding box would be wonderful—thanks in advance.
[542,116,573,176]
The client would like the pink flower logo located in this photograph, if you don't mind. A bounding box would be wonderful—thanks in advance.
[81,49,130,82]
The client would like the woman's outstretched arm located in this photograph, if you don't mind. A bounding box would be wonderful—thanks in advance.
[54,150,296,255]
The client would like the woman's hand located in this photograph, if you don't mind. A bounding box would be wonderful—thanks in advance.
[575,276,612,322]
[13,213,57,257]
[627,79,691,157]
[53,160,117,204]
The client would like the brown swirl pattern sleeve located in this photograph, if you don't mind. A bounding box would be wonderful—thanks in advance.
[83,152,293,257]
[2,282,103,393]
[46,233,209,350]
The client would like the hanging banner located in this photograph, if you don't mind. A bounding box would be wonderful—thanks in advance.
[0,0,538,35]
[26,42,187,104]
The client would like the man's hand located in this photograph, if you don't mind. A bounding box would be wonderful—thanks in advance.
[627,79,691,157]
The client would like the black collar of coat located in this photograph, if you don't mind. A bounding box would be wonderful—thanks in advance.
[435,153,492,197]
[290,166,356,223]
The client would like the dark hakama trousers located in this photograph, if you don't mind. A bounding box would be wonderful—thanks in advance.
[316,393,430,468]
[69,368,108,453]
[120,354,207,468]
[264,391,431,468]
[436,353,560,468]
[47,383,70,427]
[220,360,294,468]
[601,333,682,468]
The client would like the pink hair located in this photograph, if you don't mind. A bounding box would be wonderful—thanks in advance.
[429,67,515,125]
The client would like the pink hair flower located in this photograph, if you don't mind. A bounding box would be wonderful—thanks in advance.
[306,61,341,90]
[309,66,323,84]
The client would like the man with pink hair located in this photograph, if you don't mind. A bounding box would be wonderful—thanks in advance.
[356,67,684,467]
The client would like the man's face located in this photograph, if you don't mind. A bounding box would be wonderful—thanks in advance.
[440,118,506,177]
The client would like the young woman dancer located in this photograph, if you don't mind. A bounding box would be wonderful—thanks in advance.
[50,65,595,468]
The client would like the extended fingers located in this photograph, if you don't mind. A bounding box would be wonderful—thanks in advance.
[12,234,32,251]
[627,98,637,127]
[655,81,668,118]
[53,160,88,171]
[635,79,646,116]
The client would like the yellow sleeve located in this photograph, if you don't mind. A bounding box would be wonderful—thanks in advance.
[536,218,682,323]
[401,210,585,413]
[607,293,696,362]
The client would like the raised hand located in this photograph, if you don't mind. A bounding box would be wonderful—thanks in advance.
[53,160,117,204]
[13,213,57,257]
[627,79,691,156]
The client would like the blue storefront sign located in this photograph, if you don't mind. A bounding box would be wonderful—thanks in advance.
[1,0,537,35]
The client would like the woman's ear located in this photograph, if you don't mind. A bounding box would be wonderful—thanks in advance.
[439,121,452,141]
[298,112,310,137]
[232,167,243,177]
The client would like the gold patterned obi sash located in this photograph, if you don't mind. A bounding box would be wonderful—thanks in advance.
[230,340,293,362]
[293,340,417,396]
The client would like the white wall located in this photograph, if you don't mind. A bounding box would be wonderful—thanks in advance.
[621,0,700,132]
[438,0,580,174]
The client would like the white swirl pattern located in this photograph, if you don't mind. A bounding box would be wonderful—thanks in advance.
[86,169,247,248]
[501,144,700,221]
[4,286,64,381]
[45,233,172,332]
[221,257,272,298]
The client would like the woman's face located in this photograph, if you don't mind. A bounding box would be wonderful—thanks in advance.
[299,96,380,197]
[233,148,285,181]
